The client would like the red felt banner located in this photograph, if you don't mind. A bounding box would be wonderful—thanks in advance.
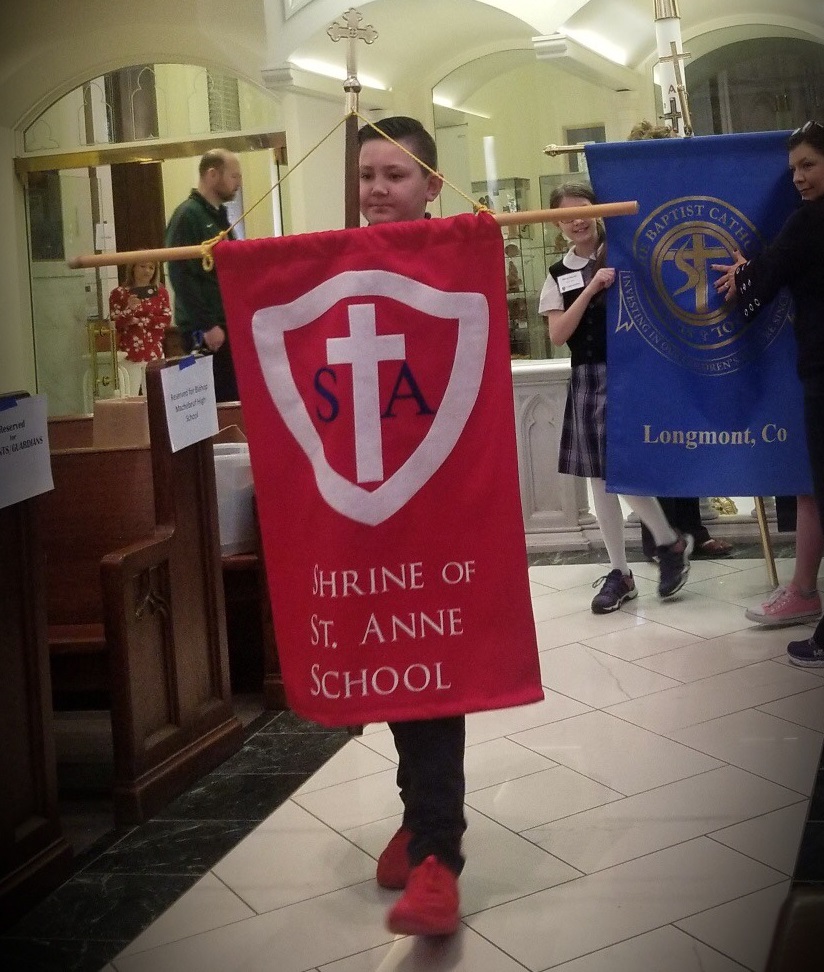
[215,212,543,726]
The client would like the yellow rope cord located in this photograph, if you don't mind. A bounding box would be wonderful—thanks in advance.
[199,110,486,269]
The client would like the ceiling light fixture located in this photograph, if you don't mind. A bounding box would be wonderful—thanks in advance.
[564,30,628,66]
[432,95,491,119]
[290,57,389,91]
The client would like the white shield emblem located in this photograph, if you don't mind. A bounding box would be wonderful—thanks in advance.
[251,269,489,525]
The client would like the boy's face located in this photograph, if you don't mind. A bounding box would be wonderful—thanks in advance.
[359,137,442,224]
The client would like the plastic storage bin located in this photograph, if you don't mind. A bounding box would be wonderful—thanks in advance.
[213,442,256,555]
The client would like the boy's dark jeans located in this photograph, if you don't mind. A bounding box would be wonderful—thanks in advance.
[389,715,466,875]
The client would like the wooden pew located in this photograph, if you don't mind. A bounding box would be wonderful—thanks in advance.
[45,443,157,700]
[41,367,245,823]
[46,401,286,711]
[46,413,97,450]
[1,392,72,928]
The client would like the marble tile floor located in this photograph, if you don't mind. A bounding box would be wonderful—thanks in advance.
[53,693,272,860]
[3,546,824,972]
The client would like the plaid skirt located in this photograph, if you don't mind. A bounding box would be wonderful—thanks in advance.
[558,362,607,478]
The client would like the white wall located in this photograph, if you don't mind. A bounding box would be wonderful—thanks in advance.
[280,93,347,233]
[460,60,655,207]
[0,127,35,397]
[436,124,472,217]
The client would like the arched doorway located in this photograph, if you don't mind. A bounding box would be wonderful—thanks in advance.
[687,37,824,135]
[16,64,287,415]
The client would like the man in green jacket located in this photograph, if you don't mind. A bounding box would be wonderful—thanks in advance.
[165,148,242,401]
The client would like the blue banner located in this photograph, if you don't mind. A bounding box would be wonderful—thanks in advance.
[585,132,812,497]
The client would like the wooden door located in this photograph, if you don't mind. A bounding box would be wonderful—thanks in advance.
[110,162,166,285]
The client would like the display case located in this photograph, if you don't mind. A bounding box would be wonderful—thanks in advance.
[471,177,550,358]
[471,176,531,231]
[502,236,547,358]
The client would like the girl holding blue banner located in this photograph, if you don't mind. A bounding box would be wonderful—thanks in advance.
[714,120,824,667]
[539,183,692,613]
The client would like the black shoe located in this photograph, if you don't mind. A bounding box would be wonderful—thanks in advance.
[657,533,693,598]
[641,528,658,563]
[787,637,824,668]
[591,569,638,614]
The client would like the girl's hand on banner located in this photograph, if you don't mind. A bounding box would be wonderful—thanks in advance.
[590,267,615,293]
[711,250,746,302]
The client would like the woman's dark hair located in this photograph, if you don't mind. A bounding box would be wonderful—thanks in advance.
[787,120,824,154]
[357,116,438,172]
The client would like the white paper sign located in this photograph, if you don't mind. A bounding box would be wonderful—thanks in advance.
[0,394,54,510]
[159,355,219,452]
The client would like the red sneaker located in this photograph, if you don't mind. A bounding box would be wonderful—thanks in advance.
[376,827,412,889]
[386,855,460,936]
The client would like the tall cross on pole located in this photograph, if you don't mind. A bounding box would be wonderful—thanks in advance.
[657,41,693,135]
[660,95,683,132]
[327,7,379,228]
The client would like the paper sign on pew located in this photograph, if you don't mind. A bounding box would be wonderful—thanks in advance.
[160,354,219,452]
[0,393,53,510]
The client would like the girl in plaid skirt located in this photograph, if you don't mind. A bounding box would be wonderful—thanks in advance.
[539,183,691,612]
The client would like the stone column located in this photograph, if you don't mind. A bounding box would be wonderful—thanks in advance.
[512,360,593,551]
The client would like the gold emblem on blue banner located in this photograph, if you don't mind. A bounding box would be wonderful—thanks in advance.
[617,195,793,374]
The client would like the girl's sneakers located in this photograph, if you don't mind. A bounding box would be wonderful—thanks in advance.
[745,584,822,627]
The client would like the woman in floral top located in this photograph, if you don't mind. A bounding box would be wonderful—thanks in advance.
[108,260,171,394]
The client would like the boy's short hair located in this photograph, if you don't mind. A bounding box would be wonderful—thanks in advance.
[357,116,438,172]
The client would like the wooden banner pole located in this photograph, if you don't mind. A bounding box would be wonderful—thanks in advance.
[65,201,639,270]
[67,244,204,270]
[493,200,637,227]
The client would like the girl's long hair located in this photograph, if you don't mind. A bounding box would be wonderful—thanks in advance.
[549,181,607,273]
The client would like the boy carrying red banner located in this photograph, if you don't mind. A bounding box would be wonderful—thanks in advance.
[358,117,469,937]
[215,116,543,936]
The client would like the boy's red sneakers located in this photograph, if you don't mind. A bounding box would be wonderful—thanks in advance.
[386,855,460,936]
[376,826,413,889]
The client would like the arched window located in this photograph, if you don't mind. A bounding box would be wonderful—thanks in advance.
[17,64,286,415]
[687,38,824,135]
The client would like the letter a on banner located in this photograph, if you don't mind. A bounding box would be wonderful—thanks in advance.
[215,212,543,726]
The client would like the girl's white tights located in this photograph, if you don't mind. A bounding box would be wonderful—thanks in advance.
[590,477,677,575]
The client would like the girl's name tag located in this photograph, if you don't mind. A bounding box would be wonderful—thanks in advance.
[557,271,585,293]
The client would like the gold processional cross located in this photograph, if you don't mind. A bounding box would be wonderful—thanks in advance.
[327,7,379,228]
[328,9,378,732]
